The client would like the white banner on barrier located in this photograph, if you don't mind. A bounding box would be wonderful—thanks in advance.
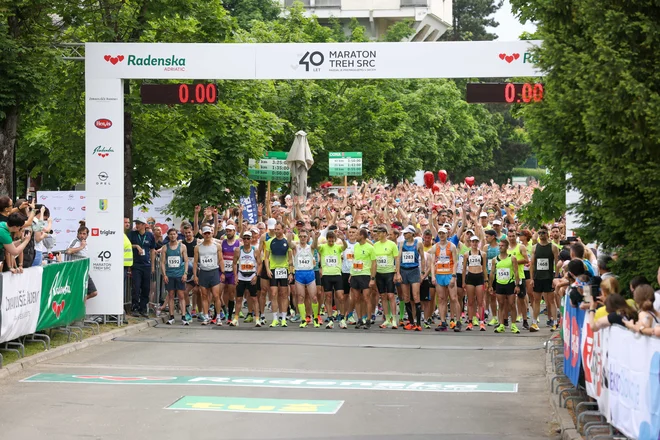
[133,188,185,235]
[581,319,610,422]
[608,326,660,440]
[0,268,43,343]
[37,191,86,252]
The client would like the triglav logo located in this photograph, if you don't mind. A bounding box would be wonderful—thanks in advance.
[297,49,377,73]
[104,54,186,71]
[93,145,114,158]
[498,52,537,64]
[95,119,112,129]
[91,228,116,237]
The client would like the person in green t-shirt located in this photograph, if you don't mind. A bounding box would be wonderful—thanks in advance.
[0,214,31,273]
[372,225,399,329]
[313,230,346,329]
[350,229,376,329]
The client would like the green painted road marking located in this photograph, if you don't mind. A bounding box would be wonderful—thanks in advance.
[22,373,518,393]
[167,396,344,414]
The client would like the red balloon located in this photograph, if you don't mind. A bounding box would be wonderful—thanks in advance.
[423,171,434,189]
[464,176,475,187]
[432,183,441,193]
[438,170,448,184]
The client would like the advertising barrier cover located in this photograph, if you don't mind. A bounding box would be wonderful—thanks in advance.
[563,300,585,386]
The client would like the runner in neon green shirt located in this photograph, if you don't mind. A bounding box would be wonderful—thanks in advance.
[350,229,376,329]
[313,230,345,329]
[372,225,399,328]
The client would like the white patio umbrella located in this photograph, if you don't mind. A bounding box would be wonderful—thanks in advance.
[286,130,314,202]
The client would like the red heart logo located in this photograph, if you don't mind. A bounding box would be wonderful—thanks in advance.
[499,53,506,60]
[505,55,514,63]
[110,57,119,65]
[52,300,65,318]
[513,53,520,60]
[117,55,124,61]
[465,176,475,187]
[104,55,111,62]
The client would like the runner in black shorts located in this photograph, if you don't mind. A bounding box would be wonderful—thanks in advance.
[462,236,488,331]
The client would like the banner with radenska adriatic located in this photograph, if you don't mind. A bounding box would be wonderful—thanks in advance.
[0,268,43,343]
[36,259,88,331]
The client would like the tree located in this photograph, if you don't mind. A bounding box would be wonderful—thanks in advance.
[440,0,504,42]
[221,0,280,30]
[511,0,660,285]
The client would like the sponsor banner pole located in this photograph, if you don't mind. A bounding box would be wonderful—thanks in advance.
[36,259,89,331]
[0,268,43,344]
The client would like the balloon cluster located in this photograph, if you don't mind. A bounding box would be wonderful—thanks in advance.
[424,170,475,192]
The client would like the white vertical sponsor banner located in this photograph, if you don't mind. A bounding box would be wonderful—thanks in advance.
[0,268,43,343]
[133,188,184,234]
[581,320,610,422]
[84,77,125,315]
[608,326,660,440]
[37,191,86,251]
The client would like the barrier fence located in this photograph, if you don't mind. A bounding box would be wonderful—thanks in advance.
[557,299,660,440]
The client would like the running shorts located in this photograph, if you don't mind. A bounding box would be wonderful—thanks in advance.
[198,269,220,289]
[350,275,371,291]
[295,270,316,285]
[400,267,421,285]
[533,279,554,293]
[435,274,452,287]
[236,279,258,297]
[322,275,343,293]
[166,277,185,292]
[376,272,395,294]
[420,277,432,301]
[465,272,485,286]
[495,282,515,296]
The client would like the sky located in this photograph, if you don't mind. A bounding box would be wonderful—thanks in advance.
[486,0,537,41]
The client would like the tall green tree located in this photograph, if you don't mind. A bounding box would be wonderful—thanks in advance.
[221,0,280,30]
[440,0,504,41]
[511,0,660,284]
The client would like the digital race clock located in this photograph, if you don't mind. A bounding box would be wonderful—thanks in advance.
[466,83,544,104]
[140,83,218,105]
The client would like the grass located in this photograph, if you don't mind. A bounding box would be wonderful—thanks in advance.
[0,317,143,368]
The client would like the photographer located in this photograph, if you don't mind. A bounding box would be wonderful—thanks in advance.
[0,213,32,273]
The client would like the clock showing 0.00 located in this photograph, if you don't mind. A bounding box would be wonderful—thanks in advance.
[466,83,544,104]
[141,83,218,105]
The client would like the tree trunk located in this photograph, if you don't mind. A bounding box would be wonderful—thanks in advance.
[124,81,134,221]
[0,105,19,198]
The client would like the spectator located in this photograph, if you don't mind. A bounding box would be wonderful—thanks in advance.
[598,255,615,280]
[0,213,32,273]
[129,217,156,317]
[65,223,98,302]
[588,293,637,332]
[624,284,659,333]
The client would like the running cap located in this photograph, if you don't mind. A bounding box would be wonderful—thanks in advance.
[242,231,252,238]
[272,201,281,207]
[477,196,484,202]
[470,236,479,241]
[225,224,236,231]
[403,225,416,235]
[295,220,304,226]
[479,212,488,218]
[134,216,147,224]
[438,227,448,234]
[201,226,213,234]
[485,230,497,236]
[443,222,452,229]
[492,219,502,226]
[267,218,276,229]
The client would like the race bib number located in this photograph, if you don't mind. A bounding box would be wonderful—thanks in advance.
[497,268,511,280]
[201,255,215,266]
[437,256,450,265]
[274,268,288,279]
[346,253,354,261]
[325,255,338,267]
[352,260,364,271]
[167,256,180,268]
[297,257,313,270]
[536,258,550,271]
[401,252,415,264]
[468,255,481,267]
[376,256,389,268]
[487,259,492,272]
[240,263,255,272]
[223,260,233,272]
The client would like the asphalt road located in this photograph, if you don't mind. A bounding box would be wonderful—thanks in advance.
[0,320,559,440]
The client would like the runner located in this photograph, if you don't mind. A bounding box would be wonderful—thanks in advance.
[507,228,530,330]
[462,235,487,331]
[160,228,189,325]
[232,231,261,327]
[482,230,500,326]
[420,231,435,328]
[489,239,521,334]
[432,227,458,332]
[264,221,293,327]
[192,225,222,325]
[529,226,560,332]
[220,224,241,325]
[290,229,321,328]
[372,225,399,329]
[181,224,200,319]
[314,230,345,329]
[350,228,377,329]
[339,225,358,325]
[258,218,276,327]
[396,226,425,331]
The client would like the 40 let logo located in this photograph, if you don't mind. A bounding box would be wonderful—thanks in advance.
[299,51,324,72]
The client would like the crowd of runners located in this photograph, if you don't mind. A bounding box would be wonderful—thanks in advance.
[126,179,589,333]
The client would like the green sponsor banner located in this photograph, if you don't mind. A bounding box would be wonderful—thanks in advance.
[329,152,362,177]
[168,396,343,414]
[248,151,290,182]
[22,373,518,393]
[36,259,89,331]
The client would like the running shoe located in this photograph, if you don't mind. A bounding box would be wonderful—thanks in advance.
[404,323,414,331]
[219,311,226,321]
[516,315,522,323]
[414,325,422,332]
[347,315,357,325]
[197,314,205,322]
[291,314,301,323]
[332,310,338,318]
[494,324,505,333]
[522,321,530,330]
[488,318,498,326]
[391,321,398,330]
[280,319,288,327]
[166,317,174,325]
[230,318,238,327]
[299,320,307,328]
[454,321,462,332]
[380,319,391,329]
[551,323,557,332]
[156,309,162,318]
[260,317,267,327]
[201,315,209,326]
[466,323,473,331]
[270,319,279,327]
[215,318,223,327]
[479,323,486,331]
[364,319,371,329]
[398,319,405,327]
[529,323,540,332]
[255,319,262,328]
[435,322,448,332]
[182,319,190,326]
[423,321,431,329]
[305,316,312,324]
[511,323,520,334]
[239,311,245,319]
[184,313,192,323]
[326,320,334,329]
[449,320,456,330]
[339,319,347,329]
[244,314,254,323]
[313,320,321,328]
[191,311,197,319]
[472,316,479,326]
[317,316,323,327]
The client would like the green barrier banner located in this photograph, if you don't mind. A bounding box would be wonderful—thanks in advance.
[36,259,89,331]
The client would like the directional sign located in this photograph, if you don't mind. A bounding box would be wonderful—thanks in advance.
[329,152,362,177]
[167,396,344,414]
[248,151,290,182]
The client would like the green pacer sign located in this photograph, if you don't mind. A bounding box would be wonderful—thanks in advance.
[248,151,290,182]
[36,259,89,331]
[22,373,518,393]
[329,152,362,177]
[168,396,343,414]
